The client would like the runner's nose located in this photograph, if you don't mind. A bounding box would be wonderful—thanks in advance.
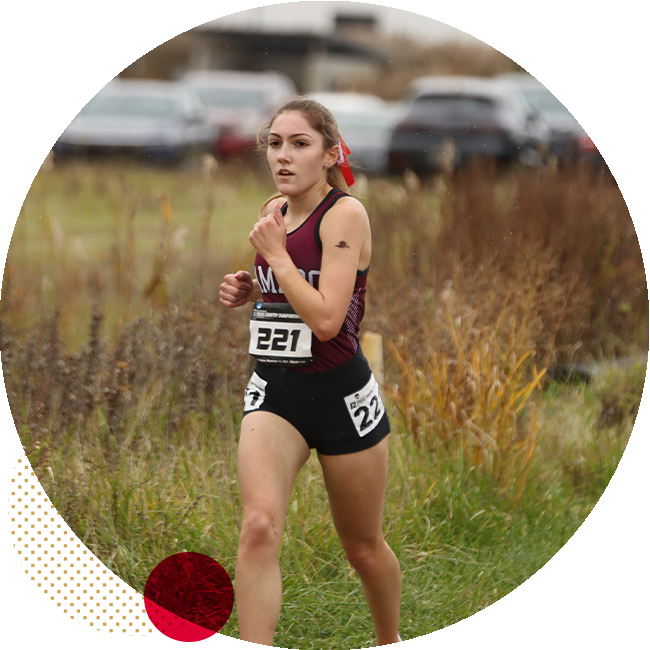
[278,143,291,162]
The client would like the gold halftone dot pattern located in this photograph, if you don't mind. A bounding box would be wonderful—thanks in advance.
[9,456,154,635]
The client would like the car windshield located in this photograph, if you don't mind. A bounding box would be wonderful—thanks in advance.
[600,107,648,131]
[411,95,498,122]
[81,94,181,120]
[2,76,91,98]
[193,87,265,110]
[334,111,394,132]
[520,88,570,115]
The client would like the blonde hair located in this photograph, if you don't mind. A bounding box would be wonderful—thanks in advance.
[257,96,349,217]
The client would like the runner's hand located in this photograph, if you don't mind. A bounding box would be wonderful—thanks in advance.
[249,202,287,263]
[220,270,254,308]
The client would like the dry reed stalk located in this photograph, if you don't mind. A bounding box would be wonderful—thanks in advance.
[387,303,547,496]
[197,157,218,288]
[143,192,174,306]
[121,194,140,312]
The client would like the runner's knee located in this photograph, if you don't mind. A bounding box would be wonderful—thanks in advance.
[239,510,282,553]
[341,538,384,574]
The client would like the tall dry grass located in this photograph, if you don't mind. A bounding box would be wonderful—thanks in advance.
[366,160,647,364]
[2,160,272,345]
[2,161,646,495]
[1,160,645,645]
[360,159,644,498]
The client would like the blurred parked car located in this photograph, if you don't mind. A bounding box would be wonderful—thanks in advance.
[389,76,549,174]
[576,93,649,180]
[502,73,603,160]
[0,61,118,145]
[183,70,297,159]
[53,79,216,163]
[309,92,404,174]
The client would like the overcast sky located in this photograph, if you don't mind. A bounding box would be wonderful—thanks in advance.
[0,0,649,50]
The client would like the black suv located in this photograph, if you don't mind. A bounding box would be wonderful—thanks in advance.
[389,76,549,173]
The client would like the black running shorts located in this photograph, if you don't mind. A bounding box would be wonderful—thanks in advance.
[242,348,391,455]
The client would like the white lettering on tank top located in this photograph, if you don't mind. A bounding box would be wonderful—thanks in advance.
[256,265,319,293]
[257,266,278,294]
[308,270,320,287]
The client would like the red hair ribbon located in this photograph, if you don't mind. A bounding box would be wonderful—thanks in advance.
[337,137,355,187]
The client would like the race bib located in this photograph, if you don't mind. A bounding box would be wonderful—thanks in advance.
[249,301,313,366]
[343,375,385,437]
[244,372,267,411]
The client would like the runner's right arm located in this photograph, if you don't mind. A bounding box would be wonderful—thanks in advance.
[220,271,262,308]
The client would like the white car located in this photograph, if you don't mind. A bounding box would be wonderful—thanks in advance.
[309,92,404,175]
[54,79,216,163]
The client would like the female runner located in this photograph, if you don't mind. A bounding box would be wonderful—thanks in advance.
[220,96,401,646]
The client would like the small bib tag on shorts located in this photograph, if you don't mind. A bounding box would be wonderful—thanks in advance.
[249,301,313,366]
[343,374,385,437]
[244,372,267,411]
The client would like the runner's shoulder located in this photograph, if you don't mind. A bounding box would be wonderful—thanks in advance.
[326,194,369,228]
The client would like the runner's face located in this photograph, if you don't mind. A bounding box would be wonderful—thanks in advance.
[267,111,336,196]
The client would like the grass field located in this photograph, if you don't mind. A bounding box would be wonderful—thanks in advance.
[6,160,274,343]
[8,363,639,647]
[1,159,646,647]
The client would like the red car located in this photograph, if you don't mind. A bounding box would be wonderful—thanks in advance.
[183,70,297,160]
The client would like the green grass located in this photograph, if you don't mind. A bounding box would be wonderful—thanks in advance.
[24,375,629,649]
[15,160,272,255]
[7,161,275,345]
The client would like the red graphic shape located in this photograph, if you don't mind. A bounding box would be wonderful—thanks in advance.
[142,596,235,643]
[144,552,234,642]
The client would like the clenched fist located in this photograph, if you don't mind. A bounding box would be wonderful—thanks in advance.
[220,270,254,308]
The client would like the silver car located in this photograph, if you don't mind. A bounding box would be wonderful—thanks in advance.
[309,92,403,175]
[53,79,217,163]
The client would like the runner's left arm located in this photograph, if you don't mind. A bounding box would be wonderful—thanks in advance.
[249,198,369,340]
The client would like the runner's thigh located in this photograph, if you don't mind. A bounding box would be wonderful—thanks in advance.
[238,411,311,519]
[317,436,389,542]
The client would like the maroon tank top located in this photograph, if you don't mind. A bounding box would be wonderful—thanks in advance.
[254,188,368,373]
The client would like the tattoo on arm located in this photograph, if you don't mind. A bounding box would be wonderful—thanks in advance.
[335,241,350,249]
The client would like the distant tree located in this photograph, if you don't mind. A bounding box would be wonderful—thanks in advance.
[29,2,116,60]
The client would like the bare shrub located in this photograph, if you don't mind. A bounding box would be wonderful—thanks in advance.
[367,160,646,363]
[362,159,646,495]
